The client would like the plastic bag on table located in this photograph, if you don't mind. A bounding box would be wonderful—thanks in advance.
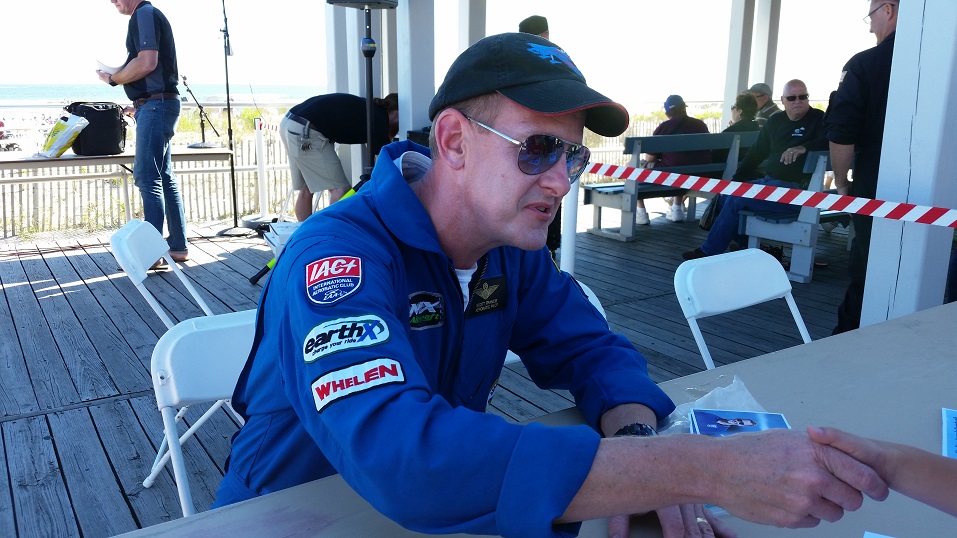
[36,114,89,158]
[658,375,766,435]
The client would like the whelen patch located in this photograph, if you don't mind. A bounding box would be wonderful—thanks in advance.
[303,315,391,362]
[311,358,405,412]
[409,291,444,330]
[305,256,362,305]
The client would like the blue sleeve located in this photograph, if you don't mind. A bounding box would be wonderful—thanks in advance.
[508,252,676,430]
[275,241,600,538]
[133,6,159,51]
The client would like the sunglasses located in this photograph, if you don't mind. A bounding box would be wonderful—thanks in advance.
[783,94,810,102]
[465,117,591,184]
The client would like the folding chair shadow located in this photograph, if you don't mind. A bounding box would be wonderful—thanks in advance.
[674,248,811,370]
[146,309,256,516]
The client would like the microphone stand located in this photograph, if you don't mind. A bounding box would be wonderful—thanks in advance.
[181,75,221,149]
[217,0,250,236]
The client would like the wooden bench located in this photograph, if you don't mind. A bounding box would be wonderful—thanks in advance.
[737,151,850,283]
[583,131,760,241]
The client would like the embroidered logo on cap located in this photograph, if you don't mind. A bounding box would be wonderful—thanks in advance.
[306,256,362,305]
[526,43,582,77]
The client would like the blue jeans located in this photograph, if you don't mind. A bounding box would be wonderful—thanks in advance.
[701,176,801,255]
[134,98,187,252]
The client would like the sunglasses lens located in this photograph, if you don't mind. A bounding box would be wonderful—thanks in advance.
[517,134,591,183]
[518,135,560,175]
[785,94,810,102]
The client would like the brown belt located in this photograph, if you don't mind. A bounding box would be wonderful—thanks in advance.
[134,93,180,108]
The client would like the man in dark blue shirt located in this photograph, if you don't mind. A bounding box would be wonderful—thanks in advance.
[684,79,827,260]
[827,0,898,333]
[98,0,187,264]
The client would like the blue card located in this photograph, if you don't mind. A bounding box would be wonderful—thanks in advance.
[943,408,957,458]
[690,409,790,437]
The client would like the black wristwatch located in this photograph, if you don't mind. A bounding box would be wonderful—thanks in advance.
[108,75,118,87]
[613,422,659,437]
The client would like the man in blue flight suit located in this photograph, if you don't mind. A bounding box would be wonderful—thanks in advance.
[214,33,887,538]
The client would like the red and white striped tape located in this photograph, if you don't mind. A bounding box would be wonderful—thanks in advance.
[257,120,280,133]
[584,162,957,229]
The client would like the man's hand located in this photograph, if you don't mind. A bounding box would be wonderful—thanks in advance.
[96,69,112,85]
[710,429,888,528]
[780,146,806,166]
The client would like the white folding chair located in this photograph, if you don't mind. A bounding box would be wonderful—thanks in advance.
[674,248,811,370]
[505,281,606,364]
[145,309,256,516]
[110,219,213,329]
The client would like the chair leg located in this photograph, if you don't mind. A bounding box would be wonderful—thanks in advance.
[161,406,196,517]
[687,318,716,370]
[143,401,227,493]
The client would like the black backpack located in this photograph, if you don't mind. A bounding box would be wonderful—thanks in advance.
[66,102,127,155]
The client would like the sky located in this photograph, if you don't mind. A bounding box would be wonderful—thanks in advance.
[4,1,877,113]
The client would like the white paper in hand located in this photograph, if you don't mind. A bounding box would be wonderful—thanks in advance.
[96,61,119,75]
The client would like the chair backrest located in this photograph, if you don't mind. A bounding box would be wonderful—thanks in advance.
[110,219,214,328]
[151,309,256,408]
[674,249,811,369]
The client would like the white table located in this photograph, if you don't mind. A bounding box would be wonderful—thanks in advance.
[0,147,232,220]
[118,302,957,538]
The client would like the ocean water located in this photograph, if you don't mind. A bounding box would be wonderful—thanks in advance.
[0,83,324,107]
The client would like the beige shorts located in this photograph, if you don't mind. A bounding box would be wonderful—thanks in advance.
[280,115,351,193]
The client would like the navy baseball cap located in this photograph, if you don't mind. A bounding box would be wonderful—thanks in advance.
[664,95,686,112]
[429,33,629,137]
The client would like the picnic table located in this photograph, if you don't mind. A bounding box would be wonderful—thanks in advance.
[116,301,957,537]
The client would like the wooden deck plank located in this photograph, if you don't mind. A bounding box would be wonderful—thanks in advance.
[88,398,183,530]
[0,425,18,538]
[47,407,139,537]
[0,263,40,416]
[43,245,151,393]
[20,245,120,401]
[3,416,79,538]
[0,249,81,409]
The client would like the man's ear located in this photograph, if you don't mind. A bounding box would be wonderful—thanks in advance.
[432,109,468,172]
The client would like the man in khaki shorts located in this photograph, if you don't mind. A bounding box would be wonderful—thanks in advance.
[280,93,399,221]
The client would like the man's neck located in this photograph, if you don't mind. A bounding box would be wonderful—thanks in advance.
[410,172,487,270]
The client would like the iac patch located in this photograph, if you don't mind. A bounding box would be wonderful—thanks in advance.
[311,358,405,412]
[306,256,362,305]
[303,315,390,362]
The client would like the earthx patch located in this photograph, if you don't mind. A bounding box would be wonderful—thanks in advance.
[303,315,390,362]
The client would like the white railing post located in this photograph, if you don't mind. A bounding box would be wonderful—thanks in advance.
[255,118,268,217]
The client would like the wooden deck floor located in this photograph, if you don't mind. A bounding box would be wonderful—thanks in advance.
[0,203,852,537]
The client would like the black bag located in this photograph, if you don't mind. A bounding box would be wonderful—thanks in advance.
[65,102,127,155]
[699,198,719,230]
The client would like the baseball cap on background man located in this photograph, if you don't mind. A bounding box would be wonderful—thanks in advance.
[747,82,773,97]
[428,32,629,137]
[663,95,686,112]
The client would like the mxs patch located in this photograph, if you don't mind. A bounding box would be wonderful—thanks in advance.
[306,256,362,305]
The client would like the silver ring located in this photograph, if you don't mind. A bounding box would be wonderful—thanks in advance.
[696,517,708,525]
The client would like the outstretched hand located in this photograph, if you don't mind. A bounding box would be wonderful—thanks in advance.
[708,429,888,528]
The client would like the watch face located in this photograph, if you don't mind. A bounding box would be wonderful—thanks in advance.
[615,422,658,437]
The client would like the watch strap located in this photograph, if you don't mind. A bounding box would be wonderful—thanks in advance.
[613,422,659,437]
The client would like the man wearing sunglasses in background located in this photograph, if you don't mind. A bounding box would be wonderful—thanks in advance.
[215,36,888,537]
[683,79,829,260]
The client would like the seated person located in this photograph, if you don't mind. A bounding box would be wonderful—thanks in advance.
[214,40,887,537]
[636,94,710,224]
[711,91,762,170]
[683,79,828,260]
[809,426,957,517]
